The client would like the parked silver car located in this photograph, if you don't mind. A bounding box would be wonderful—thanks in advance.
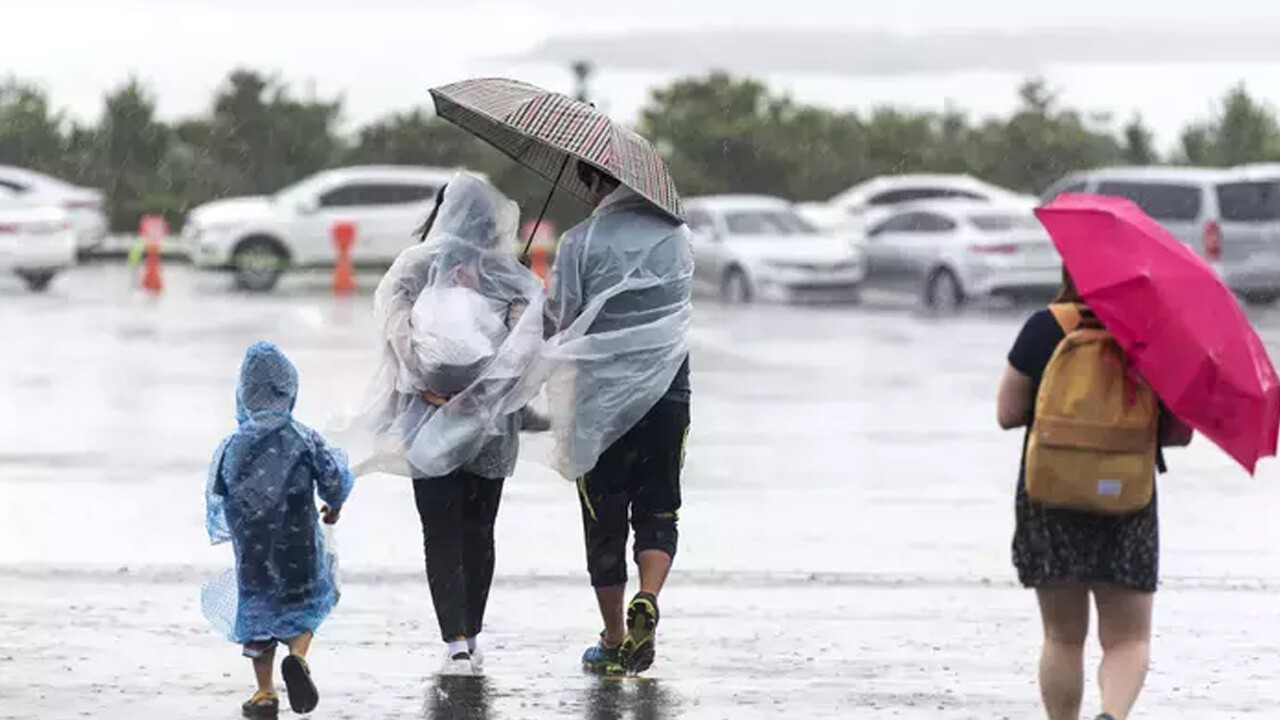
[685,195,866,303]
[1042,166,1280,305]
[859,200,1061,310]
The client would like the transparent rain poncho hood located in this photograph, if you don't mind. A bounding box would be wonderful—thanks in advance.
[202,342,355,644]
[333,172,546,479]
[505,187,693,479]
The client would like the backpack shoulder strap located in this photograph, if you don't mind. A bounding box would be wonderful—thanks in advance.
[1047,303,1082,333]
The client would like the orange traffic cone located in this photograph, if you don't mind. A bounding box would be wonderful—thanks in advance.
[530,244,549,286]
[141,238,163,295]
[332,221,356,295]
[139,214,167,295]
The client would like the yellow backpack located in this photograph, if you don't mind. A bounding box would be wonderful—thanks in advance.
[1024,303,1159,514]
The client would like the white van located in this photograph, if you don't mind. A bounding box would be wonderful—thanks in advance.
[1042,166,1280,306]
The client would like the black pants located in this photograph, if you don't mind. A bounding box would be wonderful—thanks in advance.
[578,399,689,588]
[413,471,504,642]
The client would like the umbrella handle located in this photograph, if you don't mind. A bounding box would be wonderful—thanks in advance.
[521,155,571,264]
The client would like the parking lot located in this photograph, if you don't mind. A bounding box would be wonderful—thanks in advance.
[3,263,1280,718]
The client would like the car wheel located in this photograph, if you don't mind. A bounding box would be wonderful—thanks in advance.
[925,268,965,312]
[17,270,56,293]
[232,237,288,293]
[719,267,754,304]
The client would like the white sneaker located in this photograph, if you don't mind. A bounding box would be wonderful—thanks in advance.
[467,646,485,673]
[439,651,475,677]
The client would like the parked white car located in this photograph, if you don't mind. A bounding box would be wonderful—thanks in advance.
[817,174,1036,234]
[859,200,1061,310]
[182,166,458,291]
[684,195,866,303]
[0,165,107,253]
[0,188,77,292]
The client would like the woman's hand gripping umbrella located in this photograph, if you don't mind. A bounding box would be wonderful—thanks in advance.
[1035,193,1280,473]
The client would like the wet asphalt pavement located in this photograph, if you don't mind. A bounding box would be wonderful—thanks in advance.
[2,265,1280,719]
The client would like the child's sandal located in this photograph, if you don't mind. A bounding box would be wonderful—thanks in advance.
[241,690,279,718]
[281,655,319,714]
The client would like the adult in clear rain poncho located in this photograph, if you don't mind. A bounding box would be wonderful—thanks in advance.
[335,171,544,674]
[203,341,354,717]
[505,160,693,677]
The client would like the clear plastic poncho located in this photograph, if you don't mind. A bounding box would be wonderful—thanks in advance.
[202,342,355,644]
[332,172,546,480]
[503,188,694,479]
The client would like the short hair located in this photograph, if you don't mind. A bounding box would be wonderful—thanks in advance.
[576,160,618,192]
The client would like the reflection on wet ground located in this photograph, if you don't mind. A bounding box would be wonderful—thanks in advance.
[4,265,1280,718]
[426,675,494,720]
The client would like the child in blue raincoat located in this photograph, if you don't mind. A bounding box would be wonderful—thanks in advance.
[204,342,354,718]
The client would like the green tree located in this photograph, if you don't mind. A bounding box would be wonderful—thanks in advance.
[348,110,499,170]
[638,73,796,197]
[1180,84,1280,166]
[1121,114,1158,165]
[90,79,173,229]
[206,69,343,195]
[0,79,65,173]
[975,79,1121,193]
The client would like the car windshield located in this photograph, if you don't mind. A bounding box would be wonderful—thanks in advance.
[967,213,1042,232]
[272,173,331,206]
[723,209,818,236]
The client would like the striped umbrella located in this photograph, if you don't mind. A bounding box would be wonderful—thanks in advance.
[429,78,684,231]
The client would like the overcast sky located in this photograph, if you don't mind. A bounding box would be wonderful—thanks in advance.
[8,0,1280,149]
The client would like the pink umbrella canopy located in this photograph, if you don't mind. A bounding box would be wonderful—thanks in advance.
[1035,193,1280,473]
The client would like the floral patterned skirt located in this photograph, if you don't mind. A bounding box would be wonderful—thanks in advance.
[1012,475,1159,593]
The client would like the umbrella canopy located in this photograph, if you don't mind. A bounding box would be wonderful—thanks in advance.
[1035,193,1280,473]
[429,77,683,221]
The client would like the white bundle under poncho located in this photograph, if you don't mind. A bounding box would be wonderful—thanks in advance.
[411,286,507,396]
[330,172,546,479]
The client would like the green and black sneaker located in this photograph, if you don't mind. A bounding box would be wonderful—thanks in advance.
[582,635,624,676]
[620,592,659,674]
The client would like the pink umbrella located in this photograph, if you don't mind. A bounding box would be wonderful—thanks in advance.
[1035,193,1280,474]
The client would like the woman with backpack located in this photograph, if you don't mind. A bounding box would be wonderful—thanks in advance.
[996,269,1192,720]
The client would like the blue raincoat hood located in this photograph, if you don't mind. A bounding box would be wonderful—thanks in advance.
[236,342,298,425]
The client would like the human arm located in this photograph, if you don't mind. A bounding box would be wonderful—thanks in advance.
[997,310,1060,431]
[996,365,1035,430]
[311,432,355,523]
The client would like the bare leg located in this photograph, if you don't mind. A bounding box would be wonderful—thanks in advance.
[637,550,673,597]
[595,585,627,646]
[285,632,312,659]
[252,644,277,694]
[1094,584,1153,720]
[1036,582,1090,720]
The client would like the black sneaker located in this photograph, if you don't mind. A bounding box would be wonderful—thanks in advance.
[280,655,319,714]
[620,592,659,674]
